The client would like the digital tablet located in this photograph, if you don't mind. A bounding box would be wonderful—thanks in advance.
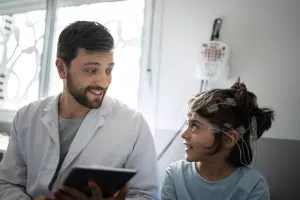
[62,165,137,198]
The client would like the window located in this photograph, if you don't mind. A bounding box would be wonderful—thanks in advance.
[0,10,46,110]
[0,0,152,121]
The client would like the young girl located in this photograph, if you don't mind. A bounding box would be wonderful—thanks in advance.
[161,79,274,200]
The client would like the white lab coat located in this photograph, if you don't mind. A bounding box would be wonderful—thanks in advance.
[0,95,160,199]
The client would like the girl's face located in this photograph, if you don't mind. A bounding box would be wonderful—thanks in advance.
[181,112,218,162]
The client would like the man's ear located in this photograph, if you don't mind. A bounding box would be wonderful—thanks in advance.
[223,130,239,148]
[56,58,67,79]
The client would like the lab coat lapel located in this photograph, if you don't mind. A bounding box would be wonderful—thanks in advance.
[59,97,112,173]
[41,96,60,149]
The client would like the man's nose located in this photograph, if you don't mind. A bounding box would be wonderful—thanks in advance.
[95,74,109,89]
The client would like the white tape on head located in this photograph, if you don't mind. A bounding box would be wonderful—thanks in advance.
[223,123,233,129]
[235,125,246,135]
[207,104,218,113]
[208,124,220,133]
[226,98,236,106]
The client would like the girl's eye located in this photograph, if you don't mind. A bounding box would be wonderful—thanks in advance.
[190,123,199,132]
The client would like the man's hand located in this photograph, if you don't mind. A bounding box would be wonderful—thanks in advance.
[52,181,128,200]
[34,196,52,200]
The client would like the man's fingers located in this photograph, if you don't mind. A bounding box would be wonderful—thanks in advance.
[89,181,104,200]
[34,196,52,200]
[58,185,88,200]
[52,190,73,200]
[116,184,128,200]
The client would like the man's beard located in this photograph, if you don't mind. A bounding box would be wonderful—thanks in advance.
[66,73,107,109]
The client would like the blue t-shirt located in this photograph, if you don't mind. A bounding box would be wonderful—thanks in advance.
[161,160,270,200]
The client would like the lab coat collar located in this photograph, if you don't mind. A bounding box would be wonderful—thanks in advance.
[41,94,112,173]
[41,95,60,149]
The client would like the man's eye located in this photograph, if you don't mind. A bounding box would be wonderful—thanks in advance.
[106,69,113,75]
[87,69,96,73]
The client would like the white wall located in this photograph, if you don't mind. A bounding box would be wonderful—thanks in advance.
[155,0,300,141]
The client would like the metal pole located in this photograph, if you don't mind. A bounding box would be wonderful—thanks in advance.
[38,0,58,99]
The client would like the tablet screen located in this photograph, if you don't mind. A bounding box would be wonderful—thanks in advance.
[62,165,137,198]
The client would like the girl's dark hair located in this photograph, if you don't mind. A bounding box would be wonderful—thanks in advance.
[187,78,275,167]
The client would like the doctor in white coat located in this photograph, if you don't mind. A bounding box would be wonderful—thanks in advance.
[0,21,159,200]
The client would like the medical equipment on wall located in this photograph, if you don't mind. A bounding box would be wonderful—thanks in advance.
[194,18,230,92]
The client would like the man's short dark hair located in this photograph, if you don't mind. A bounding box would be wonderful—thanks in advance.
[57,21,114,67]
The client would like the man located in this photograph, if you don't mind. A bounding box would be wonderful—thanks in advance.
[0,21,159,200]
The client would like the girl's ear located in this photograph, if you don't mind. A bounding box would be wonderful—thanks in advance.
[223,130,239,148]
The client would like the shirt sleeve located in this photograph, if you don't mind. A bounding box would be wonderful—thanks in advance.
[247,179,270,200]
[161,165,177,200]
[124,113,160,200]
[0,112,31,200]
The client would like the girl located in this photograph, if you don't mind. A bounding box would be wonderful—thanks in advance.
[161,79,274,200]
